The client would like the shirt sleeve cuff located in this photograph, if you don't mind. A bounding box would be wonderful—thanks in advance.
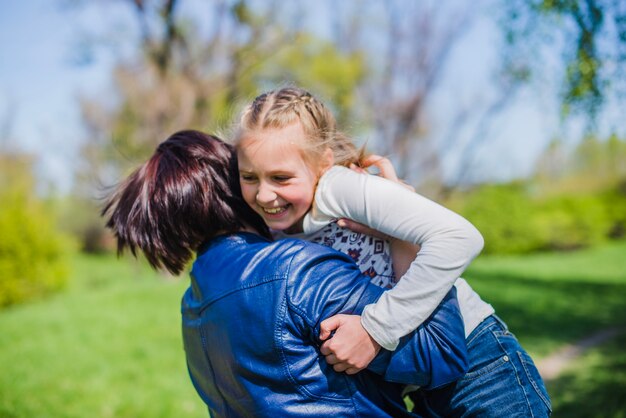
[361,304,400,351]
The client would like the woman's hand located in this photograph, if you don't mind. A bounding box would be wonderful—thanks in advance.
[319,314,381,374]
[336,218,390,240]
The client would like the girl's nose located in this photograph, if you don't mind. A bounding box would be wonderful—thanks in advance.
[256,183,277,204]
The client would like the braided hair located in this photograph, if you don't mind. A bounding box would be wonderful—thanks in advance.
[235,87,364,168]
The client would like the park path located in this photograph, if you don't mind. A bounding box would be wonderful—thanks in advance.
[535,327,626,381]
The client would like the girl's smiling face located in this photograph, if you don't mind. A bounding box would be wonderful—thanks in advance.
[237,122,324,234]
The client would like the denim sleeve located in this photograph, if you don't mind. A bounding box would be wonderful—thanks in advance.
[287,243,468,389]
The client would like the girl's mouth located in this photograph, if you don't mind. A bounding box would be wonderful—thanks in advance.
[262,205,288,215]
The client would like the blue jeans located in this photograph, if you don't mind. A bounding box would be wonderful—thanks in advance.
[410,315,552,417]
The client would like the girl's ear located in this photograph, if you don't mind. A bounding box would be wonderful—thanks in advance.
[319,147,334,174]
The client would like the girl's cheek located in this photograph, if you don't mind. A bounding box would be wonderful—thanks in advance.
[241,186,256,204]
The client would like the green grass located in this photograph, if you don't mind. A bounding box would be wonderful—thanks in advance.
[464,240,626,417]
[0,254,206,418]
[547,331,626,417]
[464,240,626,357]
[1,241,626,417]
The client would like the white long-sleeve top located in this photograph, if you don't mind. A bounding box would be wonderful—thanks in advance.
[278,166,493,350]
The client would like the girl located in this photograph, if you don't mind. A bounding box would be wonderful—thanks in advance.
[102,130,468,416]
[234,87,551,417]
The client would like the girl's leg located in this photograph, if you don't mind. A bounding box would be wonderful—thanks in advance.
[411,315,551,418]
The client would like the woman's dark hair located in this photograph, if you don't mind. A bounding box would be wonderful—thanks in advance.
[102,130,270,275]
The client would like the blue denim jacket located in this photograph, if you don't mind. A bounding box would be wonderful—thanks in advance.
[182,233,468,417]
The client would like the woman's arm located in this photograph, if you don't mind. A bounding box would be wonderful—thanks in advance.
[289,243,468,388]
[311,165,484,352]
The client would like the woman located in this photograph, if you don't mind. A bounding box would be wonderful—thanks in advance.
[102,129,469,417]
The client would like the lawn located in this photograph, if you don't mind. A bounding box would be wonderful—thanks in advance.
[1,240,625,417]
[0,254,207,418]
[464,240,626,357]
[464,240,626,417]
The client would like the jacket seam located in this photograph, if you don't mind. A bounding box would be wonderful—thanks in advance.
[187,275,284,314]
[278,250,354,403]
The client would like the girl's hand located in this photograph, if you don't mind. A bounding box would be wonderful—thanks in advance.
[353,155,415,192]
[319,314,381,374]
[358,155,399,182]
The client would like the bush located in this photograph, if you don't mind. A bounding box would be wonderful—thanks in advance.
[0,157,73,307]
[454,178,626,255]
[458,183,542,254]
[601,179,626,239]
[56,196,114,253]
[534,194,611,250]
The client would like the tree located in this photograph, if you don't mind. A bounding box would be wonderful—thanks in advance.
[501,0,626,121]
[77,0,365,189]
[73,0,626,199]
[324,1,480,185]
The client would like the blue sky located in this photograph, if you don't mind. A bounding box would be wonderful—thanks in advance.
[0,1,129,192]
[0,1,600,193]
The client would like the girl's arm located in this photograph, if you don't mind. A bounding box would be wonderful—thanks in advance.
[339,157,422,281]
[311,165,483,353]
[390,238,421,279]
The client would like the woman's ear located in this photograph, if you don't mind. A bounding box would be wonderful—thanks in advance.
[319,147,334,174]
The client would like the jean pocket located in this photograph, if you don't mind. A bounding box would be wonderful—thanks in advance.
[461,327,511,380]
[462,352,511,381]
[518,351,552,413]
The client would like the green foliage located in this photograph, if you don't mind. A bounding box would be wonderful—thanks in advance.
[455,134,626,255]
[534,194,612,250]
[56,195,113,253]
[0,156,73,307]
[456,183,542,254]
[601,181,626,239]
[455,179,626,255]
[501,0,626,120]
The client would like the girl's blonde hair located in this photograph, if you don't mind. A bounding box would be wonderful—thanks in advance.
[234,87,364,168]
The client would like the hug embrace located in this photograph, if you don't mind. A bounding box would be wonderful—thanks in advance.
[103,87,551,417]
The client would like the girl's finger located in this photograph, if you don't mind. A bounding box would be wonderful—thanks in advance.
[361,155,398,182]
[349,163,367,174]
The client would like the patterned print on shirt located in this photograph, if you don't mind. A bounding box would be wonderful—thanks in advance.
[307,221,397,289]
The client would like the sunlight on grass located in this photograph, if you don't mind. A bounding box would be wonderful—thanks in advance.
[468,240,626,284]
[547,331,626,417]
[464,240,626,357]
[1,241,625,417]
[0,253,206,418]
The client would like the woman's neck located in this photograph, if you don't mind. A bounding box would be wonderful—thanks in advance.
[240,223,262,235]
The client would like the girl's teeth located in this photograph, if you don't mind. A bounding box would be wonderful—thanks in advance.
[264,207,285,214]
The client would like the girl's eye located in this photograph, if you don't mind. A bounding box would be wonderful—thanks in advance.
[240,174,257,182]
[273,176,291,182]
